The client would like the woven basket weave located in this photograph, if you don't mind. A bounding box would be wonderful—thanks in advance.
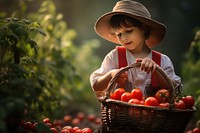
[99,62,196,133]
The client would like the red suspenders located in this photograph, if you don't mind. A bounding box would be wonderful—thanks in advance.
[116,46,161,88]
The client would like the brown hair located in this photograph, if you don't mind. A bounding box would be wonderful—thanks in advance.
[110,14,150,39]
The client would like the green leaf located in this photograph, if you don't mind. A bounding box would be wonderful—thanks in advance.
[30,27,46,36]
[28,39,38,55]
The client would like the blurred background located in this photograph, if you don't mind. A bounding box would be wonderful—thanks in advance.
[0,0,200,132]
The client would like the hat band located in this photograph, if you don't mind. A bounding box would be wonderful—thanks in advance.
[112,1,151,19]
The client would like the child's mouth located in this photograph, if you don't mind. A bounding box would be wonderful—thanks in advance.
[124,41,132,45]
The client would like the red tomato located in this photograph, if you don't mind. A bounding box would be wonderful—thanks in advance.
[43,117,51,124]
[94,117,102,125]
[185,130,193,133]
[62,126,73,132]
[154,89,170,103]
[61,129,71,133]
[193,127,200,133]
[110,93,116,99]
[139,100,144,105]
[121,92,133,102]
[174,100,186,109]
[128,98,140,104]
[73,126,80,132]
[72,118,81,125]
[131,88,143,100]
[45,122,52,128]
[87,114,96,122]
[186,130,193,133]
[63,115,72,122]
[144,97,159,106]
[32,122,38,132]
[159,102,170,108]
[50,128,59,133]
[113,88,125,100]
[182,95,195,109]
[75,129,83,133]
[82,127,93,133]
[23,121,34,130]
[76,112,85,121]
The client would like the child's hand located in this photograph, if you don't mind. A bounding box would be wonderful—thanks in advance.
[136,58,157,74]
[110,69,128,84]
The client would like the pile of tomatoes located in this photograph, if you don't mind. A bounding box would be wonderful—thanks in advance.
[19,112,100,133]
[110,87,195,109]
[186,120,200,133]
[186,127,200,133]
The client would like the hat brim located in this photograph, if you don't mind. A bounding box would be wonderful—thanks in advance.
[95,12,166,48]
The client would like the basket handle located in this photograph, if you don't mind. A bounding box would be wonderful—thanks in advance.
[105,62,175,104]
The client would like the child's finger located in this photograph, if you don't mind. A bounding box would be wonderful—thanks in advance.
[141,59,148,71]
[146,61,154,73]
[135,58,142,63]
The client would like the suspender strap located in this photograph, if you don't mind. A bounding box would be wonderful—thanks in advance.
[116,46,161,88]
[117,46,127,68]
[151,50,161,88]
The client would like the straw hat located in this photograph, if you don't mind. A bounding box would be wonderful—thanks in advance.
[94,0,166,48]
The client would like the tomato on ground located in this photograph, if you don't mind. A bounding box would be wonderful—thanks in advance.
[131,88,143,100]
[62,126,73,132]
[50,128,59,133]
[154,89,170,103]
[82,127,93,133]
[43,117,51,124]
[192,127,200,133]
[144,97,159,106]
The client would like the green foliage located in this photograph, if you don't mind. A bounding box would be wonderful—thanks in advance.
[181,28,200,120]
[0,0,102,132]
[0,17,47,132]
[26,0,100,117]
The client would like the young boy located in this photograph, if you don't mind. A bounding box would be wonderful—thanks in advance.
[91,1,182,132]
[90,0,181,101]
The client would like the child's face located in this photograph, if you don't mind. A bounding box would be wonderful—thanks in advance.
[113,25,146,52]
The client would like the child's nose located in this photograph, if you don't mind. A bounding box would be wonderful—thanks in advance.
[121,34,128,42]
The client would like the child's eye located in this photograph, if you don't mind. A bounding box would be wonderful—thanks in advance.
[116,33,122,37]
[127,29,133,33]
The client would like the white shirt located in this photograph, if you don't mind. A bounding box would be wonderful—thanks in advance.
[90,48,181,99]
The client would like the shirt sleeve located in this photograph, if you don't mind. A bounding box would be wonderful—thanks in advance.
[89,48,118,98]
[160,54,181,84]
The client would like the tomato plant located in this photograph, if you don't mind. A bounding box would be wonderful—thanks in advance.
[182,95,195,109]
[144,97,159,106]
[131,88,143,100]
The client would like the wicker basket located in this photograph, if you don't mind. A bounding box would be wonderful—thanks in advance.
[99,62,196,133]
